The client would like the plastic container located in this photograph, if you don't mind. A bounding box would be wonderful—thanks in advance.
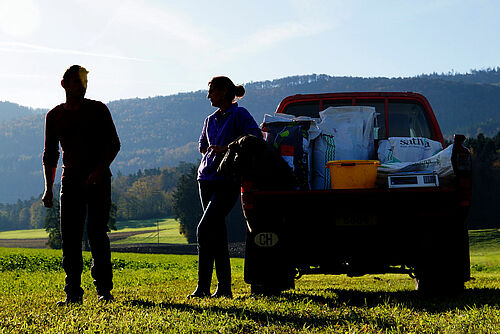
[326,160,380,189]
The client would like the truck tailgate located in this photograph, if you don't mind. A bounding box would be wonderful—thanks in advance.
[247,187,463,270]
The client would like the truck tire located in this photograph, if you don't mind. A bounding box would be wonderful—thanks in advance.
[414,270,464,296]
[414,218,468,296]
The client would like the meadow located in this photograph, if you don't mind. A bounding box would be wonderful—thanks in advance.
[111,218,188,245]
[0,228,499,333]
[0,218,188,246]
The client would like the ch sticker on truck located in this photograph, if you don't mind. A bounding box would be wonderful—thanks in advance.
[254,232,279,247]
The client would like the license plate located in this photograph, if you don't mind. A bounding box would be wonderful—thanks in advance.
[335,215,377,226]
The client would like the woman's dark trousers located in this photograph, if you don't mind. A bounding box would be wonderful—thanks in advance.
[59,177,113,299]
[196,180,239,294]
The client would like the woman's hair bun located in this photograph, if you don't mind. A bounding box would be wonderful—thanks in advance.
[209,76,245,101]
[234,85,245,98]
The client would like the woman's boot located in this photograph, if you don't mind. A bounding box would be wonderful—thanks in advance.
[187,251,213,298]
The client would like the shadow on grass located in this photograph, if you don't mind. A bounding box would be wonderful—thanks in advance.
[281,287,500,313]
[124,287,500,330]
[125,298,377,329]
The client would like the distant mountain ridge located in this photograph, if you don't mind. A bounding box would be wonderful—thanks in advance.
[0,101,44,122]
[417,67,500,86]
[1,69,500,203]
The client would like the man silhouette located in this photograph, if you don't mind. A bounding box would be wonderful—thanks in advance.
[42,65,120,305]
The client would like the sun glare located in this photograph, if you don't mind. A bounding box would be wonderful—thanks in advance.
[0,0,40,37]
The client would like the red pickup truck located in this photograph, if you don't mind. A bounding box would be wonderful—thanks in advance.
[242,92,472,295]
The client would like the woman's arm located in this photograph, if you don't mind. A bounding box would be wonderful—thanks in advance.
[199,118,209,154]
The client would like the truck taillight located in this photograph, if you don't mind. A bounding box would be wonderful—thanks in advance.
[241,181,253,193]
[241,181,255,212]
[261,125,269,141]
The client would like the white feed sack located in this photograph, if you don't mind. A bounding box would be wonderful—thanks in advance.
[377,137,443,163]
[378,144,454,177]
[311,106,376,190]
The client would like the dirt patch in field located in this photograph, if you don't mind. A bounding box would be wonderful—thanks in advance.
[110,243,197,255]
[0,238,49,249]
[110,242,245,258]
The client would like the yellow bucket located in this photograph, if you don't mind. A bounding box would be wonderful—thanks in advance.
[326,160,380,189]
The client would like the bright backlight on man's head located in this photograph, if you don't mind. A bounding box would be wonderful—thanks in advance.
[0,0,40,37]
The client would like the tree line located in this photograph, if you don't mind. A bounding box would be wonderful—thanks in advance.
[465,132,500,228]
[0,196,45,230]
[0,162,193,231]
[111,165,187,221]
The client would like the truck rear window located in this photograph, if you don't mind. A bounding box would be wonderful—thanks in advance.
[350,100,385,140]
[388,101,432,138]
[280,97,433,140]
[282,101,320,118]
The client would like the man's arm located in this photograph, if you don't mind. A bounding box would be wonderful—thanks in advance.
[42,110,59,208]
[42,165,57,208]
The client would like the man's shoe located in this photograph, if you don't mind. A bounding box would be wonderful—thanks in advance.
[98,293,114,303]
[56,296,83,306]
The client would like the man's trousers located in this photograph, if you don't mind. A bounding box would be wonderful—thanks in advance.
[59,176,113,298]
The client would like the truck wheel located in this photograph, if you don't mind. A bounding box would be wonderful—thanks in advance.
[414,249,466,296]
[414,271,464,296]
[414,236,467,295]
[414,213,469,296]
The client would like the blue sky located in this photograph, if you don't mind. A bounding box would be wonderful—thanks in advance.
[0,0,499,109]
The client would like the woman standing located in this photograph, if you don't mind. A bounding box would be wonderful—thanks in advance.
[189,76,262,298]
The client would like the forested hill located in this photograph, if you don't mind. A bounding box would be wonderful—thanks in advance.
[418,67,500,85]
[1,69,500,203]
[0,101,43,122]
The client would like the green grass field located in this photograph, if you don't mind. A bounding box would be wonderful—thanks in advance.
[0,228,48,239]
[0,229,499,332]
[469,229,500,271]
[0,218,188,245]
[111,218,188,245]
